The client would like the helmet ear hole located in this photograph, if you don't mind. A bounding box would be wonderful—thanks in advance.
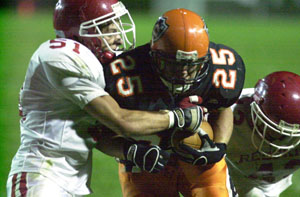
[150,51,162,73]
[158,60,165,71]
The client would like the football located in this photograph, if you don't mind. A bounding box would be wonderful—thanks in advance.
[171,121,214,153]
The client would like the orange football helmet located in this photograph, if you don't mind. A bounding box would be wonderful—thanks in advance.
[151,8,210,95]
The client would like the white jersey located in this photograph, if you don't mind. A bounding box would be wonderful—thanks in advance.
[226,88,300,196]
[9,38,108,195]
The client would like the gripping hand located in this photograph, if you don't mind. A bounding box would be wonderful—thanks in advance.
[176,129,227,166]
[171,96,207,134]
[124,142,170,173]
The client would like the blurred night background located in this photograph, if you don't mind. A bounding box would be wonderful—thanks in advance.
[2,0,300,15]
[1,0,300,196]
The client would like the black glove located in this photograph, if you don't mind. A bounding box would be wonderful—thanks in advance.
[171,96,206,134]
[124,142,170,173]
[175,131,227,166]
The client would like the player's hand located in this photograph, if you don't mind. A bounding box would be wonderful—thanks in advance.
[175,129,227,165]
[124,143,170,173]
[171,96,207,134]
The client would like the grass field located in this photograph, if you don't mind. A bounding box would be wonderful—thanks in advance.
[1,8,300,196]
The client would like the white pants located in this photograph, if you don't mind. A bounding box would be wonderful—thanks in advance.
[6,172,83,197]
[234,174,293,197]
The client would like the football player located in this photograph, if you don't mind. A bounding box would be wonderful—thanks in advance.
[102,8,245,196]
[226,71,300,197]
[6,1,205,196]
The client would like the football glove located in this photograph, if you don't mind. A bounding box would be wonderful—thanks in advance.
[171,96,207,134]
[124,142,170,173]
[175,129,227,166]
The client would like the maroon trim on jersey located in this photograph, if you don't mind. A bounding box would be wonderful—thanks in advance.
[11,172,28,197]
[11,174,17,197]
[20,172,27,197]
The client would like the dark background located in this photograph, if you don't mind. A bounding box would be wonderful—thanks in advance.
[2,0,300,15]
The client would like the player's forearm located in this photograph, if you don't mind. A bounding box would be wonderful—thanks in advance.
[117,109,170,136]
[209,107,233,144]
[85,95,170,137]
[94,130,127,159]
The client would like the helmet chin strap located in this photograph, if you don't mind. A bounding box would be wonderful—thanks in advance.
[160,77,191,95]
[79,37,111,64]
[99,51,115,64]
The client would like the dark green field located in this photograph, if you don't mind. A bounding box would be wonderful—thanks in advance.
[1,9,300,196]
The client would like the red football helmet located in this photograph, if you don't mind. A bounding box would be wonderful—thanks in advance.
[251,71,300,157]
[150,8,210,95]
[53,0,136,63]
